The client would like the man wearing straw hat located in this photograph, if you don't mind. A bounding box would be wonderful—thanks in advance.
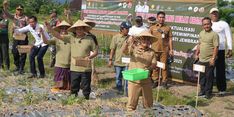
[45,20,98,99]
[41,20,71,92]
[3,1,28,74]
[150,11,173,88]
[122,31,157,111]
[14,16,50,78]
[108,21,131,95]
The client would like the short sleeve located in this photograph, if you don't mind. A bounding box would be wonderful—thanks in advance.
[213,33,219,47]
[110,36,116,50]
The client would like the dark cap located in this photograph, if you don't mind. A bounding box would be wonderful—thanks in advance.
[120,21,132,29]
[148,17,156,24]
[16,5,24,10]
[135,16,143,23]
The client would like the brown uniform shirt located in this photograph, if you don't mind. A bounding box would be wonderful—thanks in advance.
[149,23,172,52]
[128,46,157,84]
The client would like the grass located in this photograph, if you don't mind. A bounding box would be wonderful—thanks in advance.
[61,94,86,106]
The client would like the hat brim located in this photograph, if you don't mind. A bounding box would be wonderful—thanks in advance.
[68,26,92,33]
[53,25,70,32]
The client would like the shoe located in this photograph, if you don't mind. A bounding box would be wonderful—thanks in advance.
[39,75,45,78]
[218,91,226,96]
[198,92,205,96]
[50,87,60,93]
[204,94,212,99]
[28,74,37,78]
[18,71,25,75]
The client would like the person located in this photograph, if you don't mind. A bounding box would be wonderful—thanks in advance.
[122,31,157,111]
[128,16,147,37]
[142,1,149,13]
[0,12,10,71]
[14,16,49,78]
[147,16,156,28]
[108,21,132,94]
[41,20,71,92]
[3,1,28,74]
[45,20,98,99]
[150,11,173,88]
[49,9,60,68]
[209,8,233,96]
[195,17,219,99]
[135,1,143,13]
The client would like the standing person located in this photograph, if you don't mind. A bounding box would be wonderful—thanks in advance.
[45,20,98,99]
[3,1,28,74]
[49,9,60,68]
[209,8,233,96]
[41,20,71,92]
[14,16,49,78]
[128,16,147,37]
[0,12,10,71]
[147,16,156,28]
[195,17,219,99]
[108,21,131,94]
[122,31,157,111]
[150,11,173,88]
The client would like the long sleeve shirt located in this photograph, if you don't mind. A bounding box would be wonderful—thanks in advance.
[212,20,232,50]
[15,23,50,47]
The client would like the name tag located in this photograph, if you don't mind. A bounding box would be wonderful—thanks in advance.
[157,61,165,70]
[162,33,165,38]
[193,64,205,73]
[122,57,130,63]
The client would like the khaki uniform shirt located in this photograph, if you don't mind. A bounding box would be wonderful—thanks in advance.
[199,30,219,62]
[63,35,97,72]
[47,37,71,68]
[110,33,128,66]
[128,47,157,84]
[149,23,172,52]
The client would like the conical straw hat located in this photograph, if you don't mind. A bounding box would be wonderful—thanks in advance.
[83,19,96,28]
[53,20,71,32]
[136,31,155,39]
[68,20,91,32]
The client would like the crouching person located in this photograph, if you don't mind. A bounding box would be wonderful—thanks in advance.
[122,31,157,111]
[41,20,71,92]
[45,20,98,99]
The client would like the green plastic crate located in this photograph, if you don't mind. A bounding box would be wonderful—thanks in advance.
[122,68,149,81]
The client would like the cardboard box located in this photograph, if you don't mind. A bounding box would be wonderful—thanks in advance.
[17,45,32,54]
[13,33,27,40]
[72,57,91,67]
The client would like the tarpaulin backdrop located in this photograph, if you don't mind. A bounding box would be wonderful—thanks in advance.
[81,0,216,82]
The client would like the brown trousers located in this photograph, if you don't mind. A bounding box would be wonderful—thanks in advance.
[127,79,153,111]
[152,48,168,83]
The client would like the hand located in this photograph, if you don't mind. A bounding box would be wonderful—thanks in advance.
[108,60,112,67]
[3,0,8,9]
[209,59,215,66]
[194,55,199,61]
[84,56,91,61]
[169,50,173,56]
[226,50,232,58]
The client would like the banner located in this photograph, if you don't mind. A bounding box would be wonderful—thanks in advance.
[81,0,216,82]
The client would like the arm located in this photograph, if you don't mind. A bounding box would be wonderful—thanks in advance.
[45,21,64,40]
[169,28,173,56]
[14,25,29,33]
[40,27,49,44]
[2,1,15,20]
[224,23,232,58]
[64,8,73,24]
[210,46,218,66]
[195,44,200,61]
[108,36,116,67]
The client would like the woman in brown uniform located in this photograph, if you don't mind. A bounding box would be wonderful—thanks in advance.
[122,31,157,111]
[41,20,71,92]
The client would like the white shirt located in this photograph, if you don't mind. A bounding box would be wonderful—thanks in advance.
[212,20,232,50]
[135,5,143,12]
[128,25,148,36]
[142,5,149,13]
[15,23,49,47]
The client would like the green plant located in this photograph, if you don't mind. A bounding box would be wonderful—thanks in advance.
[61,95,85,105]
[0,89,6,106]
[88,106,102,116]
